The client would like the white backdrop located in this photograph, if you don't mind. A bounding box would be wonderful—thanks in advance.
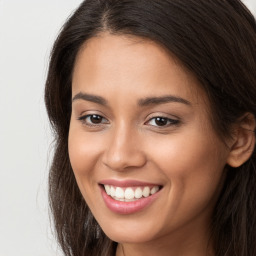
[0,1,255,256]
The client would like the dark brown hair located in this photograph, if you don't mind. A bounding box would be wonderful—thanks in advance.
[45,0,256,255]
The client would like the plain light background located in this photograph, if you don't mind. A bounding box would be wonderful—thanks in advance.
[0,1,255,256]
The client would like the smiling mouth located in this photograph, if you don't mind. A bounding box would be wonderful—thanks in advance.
[103,185,162,202]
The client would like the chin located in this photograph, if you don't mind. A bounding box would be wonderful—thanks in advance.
[99,218,162,244]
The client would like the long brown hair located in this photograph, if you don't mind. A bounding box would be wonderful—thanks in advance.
[45,0,256,255]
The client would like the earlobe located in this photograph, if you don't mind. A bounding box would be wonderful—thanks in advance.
[226,113,256,168]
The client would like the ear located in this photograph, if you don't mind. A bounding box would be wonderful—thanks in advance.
[227,113,256,168]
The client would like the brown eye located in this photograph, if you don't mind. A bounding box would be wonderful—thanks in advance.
[146,116,179,127]
[78,114,109,126]
[89,114,103,124]
[155,117,168,126]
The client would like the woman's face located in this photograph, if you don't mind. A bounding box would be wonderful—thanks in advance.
[69,33,230,246]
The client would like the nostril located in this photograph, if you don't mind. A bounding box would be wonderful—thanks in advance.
[101,133,147,171]
[102,151,147,172]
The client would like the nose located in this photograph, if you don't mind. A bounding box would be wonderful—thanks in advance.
[102,124,147,171]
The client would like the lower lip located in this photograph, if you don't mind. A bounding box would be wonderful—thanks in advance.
[100,186,160,215]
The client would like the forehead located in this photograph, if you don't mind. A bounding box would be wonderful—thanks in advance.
[72,32,207,106]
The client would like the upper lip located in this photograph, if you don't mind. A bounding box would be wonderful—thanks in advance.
[99,179,162,187]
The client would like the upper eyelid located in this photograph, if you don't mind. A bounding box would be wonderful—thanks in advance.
[77,114,110,128]
[77,110,109,119]
[147,116,177,121]
[146,116,179,124]
[78,114,108,121]
[77,112,180,124]
[145,112,179,121]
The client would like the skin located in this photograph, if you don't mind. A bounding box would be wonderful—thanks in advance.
[68,32,233,256]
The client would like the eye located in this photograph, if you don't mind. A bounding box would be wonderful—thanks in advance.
[78,114,109,126]
[146,116,179,127]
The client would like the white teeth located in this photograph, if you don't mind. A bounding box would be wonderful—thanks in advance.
[105,185,111,195]
[142,187,150,197]
[124,188,134,200]
[135,187,143,199]
[150,186,159,195]
[103,185,160,201]
[115,187,124,199]
[110,186,115,197]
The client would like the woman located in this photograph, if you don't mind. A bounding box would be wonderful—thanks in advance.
[45,0,256,255]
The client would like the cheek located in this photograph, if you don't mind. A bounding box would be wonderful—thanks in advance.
[68,126,105,213]
[68,133,92,175]
[68,122,103,174]
[149,134,225,174]
[68,123,104,196]
[150,121,227,175]
[146,129,227,213]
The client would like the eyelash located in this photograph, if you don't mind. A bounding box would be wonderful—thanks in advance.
[78,114,109,127]
[78,114,180,128]
[146,116,180,127]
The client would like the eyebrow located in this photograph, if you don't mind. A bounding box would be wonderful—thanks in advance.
[138,95,191,106]
[72,92,191,107]
[72,92,108,106]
